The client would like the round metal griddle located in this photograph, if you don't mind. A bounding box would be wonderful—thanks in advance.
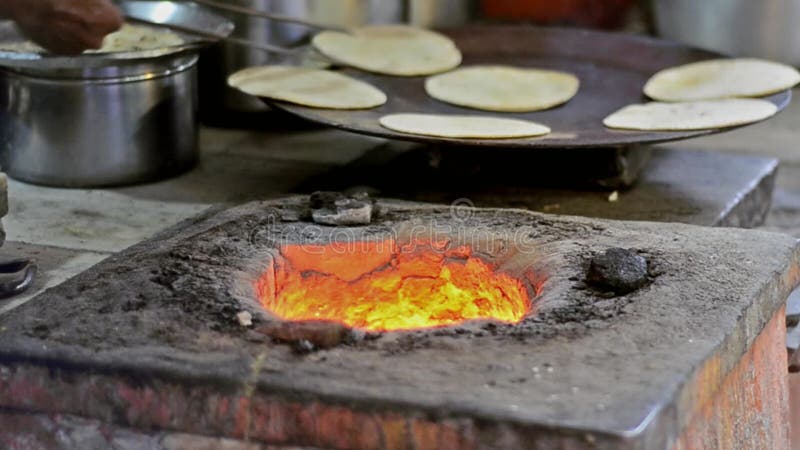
[270,26,791,149]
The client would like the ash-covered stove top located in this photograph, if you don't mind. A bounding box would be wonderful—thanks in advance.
[0,197,796,449]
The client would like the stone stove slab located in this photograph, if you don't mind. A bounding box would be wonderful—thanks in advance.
[0,198,797,449]
[299,145,778,228]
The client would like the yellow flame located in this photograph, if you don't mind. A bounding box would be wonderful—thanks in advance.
[258,240,532,332]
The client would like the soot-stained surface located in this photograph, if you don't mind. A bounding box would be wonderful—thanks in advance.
[0,197,797,446]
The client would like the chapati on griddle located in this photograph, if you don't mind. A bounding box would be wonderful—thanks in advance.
[228,65,387,110]
[312,25,462,77]
[379,114,551,139]
[603,99,778,131]
[0,23,183,54]
[425,65,580,112]
[644,58,800,102]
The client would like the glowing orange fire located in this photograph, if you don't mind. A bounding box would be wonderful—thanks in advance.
[256,239,532,332]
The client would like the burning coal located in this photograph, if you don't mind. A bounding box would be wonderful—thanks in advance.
[257,239,533,332]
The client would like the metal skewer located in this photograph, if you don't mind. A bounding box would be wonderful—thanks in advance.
[188,0,349,33]
[125,16,299,54]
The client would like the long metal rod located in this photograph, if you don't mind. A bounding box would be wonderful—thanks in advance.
[188,0,348,33]
[125,16,298,54]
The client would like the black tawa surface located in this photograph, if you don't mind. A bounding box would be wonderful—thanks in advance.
[272,26,791,149]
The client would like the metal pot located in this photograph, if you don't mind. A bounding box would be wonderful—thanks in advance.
[0,55,199,187]
[0,1,233,187]
[199,0,312,116]
[652,0,800,66]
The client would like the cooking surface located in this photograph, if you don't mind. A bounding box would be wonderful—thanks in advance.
[274,26,791,149]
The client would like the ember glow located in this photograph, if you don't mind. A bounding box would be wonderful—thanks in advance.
[257,239,532,332]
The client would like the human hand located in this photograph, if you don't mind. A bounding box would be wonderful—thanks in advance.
[2,0,123,54]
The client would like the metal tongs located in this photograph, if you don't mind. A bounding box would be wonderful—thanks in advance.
[190,0,347,32]
[126,0,347,55]
[0,259,36,300]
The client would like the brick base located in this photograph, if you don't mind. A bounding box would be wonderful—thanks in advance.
[673,307,790,450]
[0,408,316,450]
[0,311,791,449]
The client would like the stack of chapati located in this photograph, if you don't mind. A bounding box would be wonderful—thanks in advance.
[0,24,183,54]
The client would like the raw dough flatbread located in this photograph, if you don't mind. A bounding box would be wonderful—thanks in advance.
[228,65,387,110]
[312,25,462,76]
[425,65,580,112]
[644,58,800,102]
[0,24,183,54]
[603,99,778,131]
[94,24,184,53]
[379,114,551,139]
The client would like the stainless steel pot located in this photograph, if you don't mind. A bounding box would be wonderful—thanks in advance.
[200,0,311,115]
[0,55,199,187]
[0,1,233,187]
[652,0,800,66]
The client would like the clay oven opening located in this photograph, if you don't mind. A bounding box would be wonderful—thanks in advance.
[256,238,536,332]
